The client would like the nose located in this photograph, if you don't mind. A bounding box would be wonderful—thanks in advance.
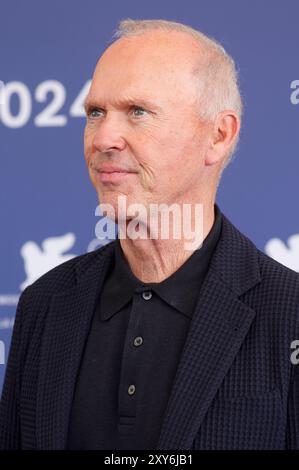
[91,113,127,154]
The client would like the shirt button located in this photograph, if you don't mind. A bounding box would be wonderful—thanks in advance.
[128,384,136,395]
[142,291,152,300]
[133,336,143,347]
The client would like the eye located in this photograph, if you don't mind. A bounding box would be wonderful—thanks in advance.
[131,106,148,117]
[87,108,104,118]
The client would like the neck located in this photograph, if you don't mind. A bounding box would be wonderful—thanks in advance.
[118,202,215,283]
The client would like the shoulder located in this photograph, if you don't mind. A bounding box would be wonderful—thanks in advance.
[257,246,299,291]
[219,212,299,320]
[255,247,299,322]
[18,241,116,310]
[221,211,299,291]
[238,228,299,335]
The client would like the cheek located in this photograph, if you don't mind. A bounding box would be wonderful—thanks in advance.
[133,130,187,188]
[83,135,93,166]
[155,131,192,173]
[157,134,203,187]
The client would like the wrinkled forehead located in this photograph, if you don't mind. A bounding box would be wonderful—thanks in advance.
[89,32,204,106]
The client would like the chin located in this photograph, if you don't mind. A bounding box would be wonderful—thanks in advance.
[95,193,121,221]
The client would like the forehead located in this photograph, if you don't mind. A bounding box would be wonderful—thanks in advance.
[88,32,202,106]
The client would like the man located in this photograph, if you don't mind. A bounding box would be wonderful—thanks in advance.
[1,19,299,450]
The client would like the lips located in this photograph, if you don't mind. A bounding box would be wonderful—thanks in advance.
[95,164,137,183]
[98,164,136,174]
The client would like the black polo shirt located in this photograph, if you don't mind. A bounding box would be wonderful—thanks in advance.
[66,204,223,450]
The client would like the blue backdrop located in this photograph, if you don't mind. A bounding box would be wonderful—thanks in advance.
[1,0,299,392]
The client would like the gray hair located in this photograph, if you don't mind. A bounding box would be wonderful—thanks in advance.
[113,19,243,168]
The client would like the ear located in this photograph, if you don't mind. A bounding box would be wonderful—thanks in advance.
[205,111,240,166]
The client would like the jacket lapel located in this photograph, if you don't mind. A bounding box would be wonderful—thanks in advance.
[157,214,261,450]
[36,242,115,449]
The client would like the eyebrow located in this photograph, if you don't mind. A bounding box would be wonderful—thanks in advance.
[84,96,163,114]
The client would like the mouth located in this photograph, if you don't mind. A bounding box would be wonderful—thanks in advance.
[95,166,138,184]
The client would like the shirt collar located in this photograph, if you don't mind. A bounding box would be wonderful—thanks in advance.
[100,203,223,321]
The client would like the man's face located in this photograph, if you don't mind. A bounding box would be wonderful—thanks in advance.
[84,31,213,219]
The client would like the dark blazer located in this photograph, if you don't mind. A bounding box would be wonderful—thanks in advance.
[1,212,299,450]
